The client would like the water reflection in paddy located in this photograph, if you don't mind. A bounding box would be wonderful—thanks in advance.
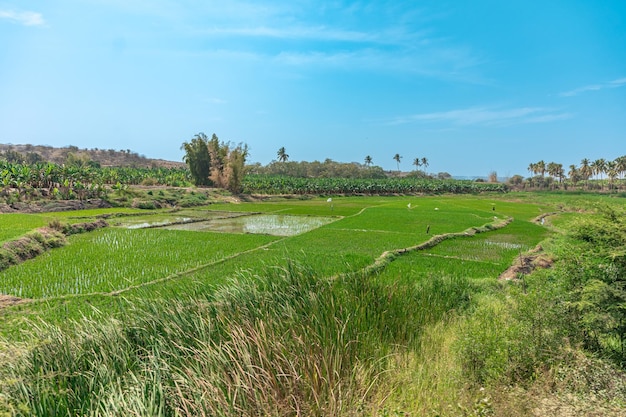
[165,214,334,236]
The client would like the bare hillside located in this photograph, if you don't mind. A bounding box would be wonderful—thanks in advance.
[0,143,185,168]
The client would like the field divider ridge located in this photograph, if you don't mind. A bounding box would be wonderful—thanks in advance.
[339,216,514,279]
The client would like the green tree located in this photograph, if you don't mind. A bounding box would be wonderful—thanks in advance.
[567,207,626,359]
[364,155,372,167]
[615,156,626,180]
[393,153,402,172]
[580,158,593,189]
[204,134,249,193]
[546,162,564,186]
[606,160,619,189]
[412,158,421,170]
[181,133,212,186]
[568,164,580,186]
[277,147,289,163]
[591,158,606,180]
[536,160,546,177]
[224,143,249,193]
[420,157,429,170]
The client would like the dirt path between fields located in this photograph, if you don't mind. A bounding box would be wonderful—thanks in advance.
[0,295,29,309]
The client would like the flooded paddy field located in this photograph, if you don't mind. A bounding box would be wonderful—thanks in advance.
[110,210,336,236]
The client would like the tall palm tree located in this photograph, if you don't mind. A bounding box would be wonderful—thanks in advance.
[606,160,618,190]
[580,158,592,189]
[555,163,564,185]
[591,158,607,190]
[568,164,579,186]
[614,155,626,180]
[528,162,537,177]
[364,155,372,167]
[420,157,429,170]
[277,147,289,163]
[412,158,421,170]
[393,154,402,172]
[546,162,564,184]
[536,160,546,177]
[591,158,606,180]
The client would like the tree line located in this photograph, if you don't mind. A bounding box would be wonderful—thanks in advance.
[251,148,434,179]
[516,156,626,190]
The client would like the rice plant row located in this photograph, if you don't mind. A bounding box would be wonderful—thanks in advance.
[0,228,278,299]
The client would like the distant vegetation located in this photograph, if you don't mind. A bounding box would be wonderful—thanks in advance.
[242,175,508,194]
[511,156,626,190]
[180,133,248,192]
[0,143,184,169]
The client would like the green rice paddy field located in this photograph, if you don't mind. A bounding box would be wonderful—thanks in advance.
[1,194,551,336]
[3,192,626,416]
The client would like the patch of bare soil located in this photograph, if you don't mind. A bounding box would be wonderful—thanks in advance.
[498,245,553,281]
[0,295,28,309]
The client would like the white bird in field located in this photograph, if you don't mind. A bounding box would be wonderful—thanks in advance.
[327,198,332,203]
[407,203,411,209]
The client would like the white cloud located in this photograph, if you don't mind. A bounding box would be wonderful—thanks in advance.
[202,25,376,43]
[0,9,45,26]
[386,106,571,127]
[560,77,626,97]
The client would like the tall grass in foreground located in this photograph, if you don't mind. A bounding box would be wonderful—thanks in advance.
[0,264,471,416]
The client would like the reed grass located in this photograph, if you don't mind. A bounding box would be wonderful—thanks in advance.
[0,263,473,416]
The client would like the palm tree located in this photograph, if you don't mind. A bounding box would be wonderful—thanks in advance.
[364,155,372,167]
[614,155,626,180]
[546,162,564,185]
[393,154,402,172]
[536,160,546,177]
[420,157,429,170]
[606,160,618,190]
[591,158,606,180]
[568,164,579,186]
[580,158,592,189]
[277,147,289,163]
[591,158,607,189]
[412,158,421,170]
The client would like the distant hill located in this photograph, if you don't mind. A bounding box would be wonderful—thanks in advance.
[0,143,185,169]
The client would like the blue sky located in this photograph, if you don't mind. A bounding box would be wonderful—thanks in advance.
[1,1,624,177]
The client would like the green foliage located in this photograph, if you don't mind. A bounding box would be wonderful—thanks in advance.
[0,264,473,416]
[242,174,508,195]
[557,206,626,360]
[180,132,212,186]
[249,158,388,179]
[181,133,249,192]
[1,160,192,203]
